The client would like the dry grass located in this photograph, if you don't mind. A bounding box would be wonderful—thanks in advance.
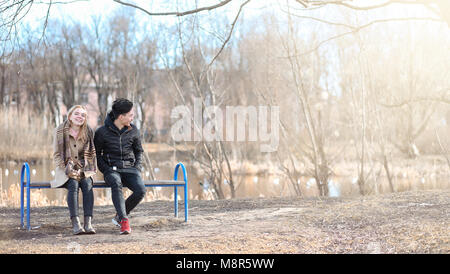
[0,184,58,208]
[0,108,52,160]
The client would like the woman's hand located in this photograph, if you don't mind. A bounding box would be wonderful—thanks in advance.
[66,159,82,180]
[67,166,81,181]
[68,170,80,180]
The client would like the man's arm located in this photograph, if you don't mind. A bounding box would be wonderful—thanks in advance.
[132,129,144,172]
[93,128,111,174]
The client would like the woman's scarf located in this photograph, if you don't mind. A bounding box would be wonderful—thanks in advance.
[55,120,97,178]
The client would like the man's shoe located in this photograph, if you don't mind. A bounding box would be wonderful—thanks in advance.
[112,214,121,228]
[120,218,131,235]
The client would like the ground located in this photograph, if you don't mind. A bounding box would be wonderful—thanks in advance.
[0,189,448,254]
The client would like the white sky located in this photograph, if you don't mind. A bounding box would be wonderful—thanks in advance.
[23,0,267,26]
[24,0,116,24]
[21,0,441,32]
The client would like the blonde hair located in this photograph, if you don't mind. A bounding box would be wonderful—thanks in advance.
[67,105,89,143]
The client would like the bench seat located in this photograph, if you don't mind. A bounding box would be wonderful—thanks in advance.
[20,162,189,230]
[28,180,186,188]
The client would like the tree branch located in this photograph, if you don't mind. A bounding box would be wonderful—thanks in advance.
[287,16,443,57]
[201,0,251,78]
[113,0,234,17]
[435,130,450,169]
[306,0,449,25]
[308,0,437,10]
[379,89,450,107]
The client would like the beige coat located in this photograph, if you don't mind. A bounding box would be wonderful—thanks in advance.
[51,130,95,188]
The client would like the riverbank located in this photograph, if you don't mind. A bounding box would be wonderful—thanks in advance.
[0,189,448,254]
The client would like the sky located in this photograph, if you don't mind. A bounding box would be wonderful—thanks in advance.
[21,0,442,36]
[22,0,268,27]
[24,0,117,25]
[19,0,276,47]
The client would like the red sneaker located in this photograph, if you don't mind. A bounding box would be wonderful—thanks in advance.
[120,218,131,234]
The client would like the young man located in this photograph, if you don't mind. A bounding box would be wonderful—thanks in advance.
[94,98,146,234]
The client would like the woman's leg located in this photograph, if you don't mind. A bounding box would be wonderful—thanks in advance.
[79,177,94,217]
[79,177,96,234]
[64,178,79,218]
[63,178,84,234]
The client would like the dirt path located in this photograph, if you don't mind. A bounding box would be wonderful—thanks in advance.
[0,189,448,254]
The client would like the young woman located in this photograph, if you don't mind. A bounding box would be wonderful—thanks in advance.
[52,105,97,235]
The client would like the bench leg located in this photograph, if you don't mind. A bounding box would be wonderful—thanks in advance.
[20,162,31,230]
[174,163,188,222]
[174,186,178,218]
[20,178,24,229]
[27,183,31,231]
[184,185,188,222]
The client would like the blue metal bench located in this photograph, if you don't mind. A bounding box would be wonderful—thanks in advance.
[19,162,189,231]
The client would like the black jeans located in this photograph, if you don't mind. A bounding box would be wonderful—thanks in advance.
[63,177,94,218]
[104,171,146,221]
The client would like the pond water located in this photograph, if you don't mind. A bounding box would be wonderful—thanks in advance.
[1,159,448,206]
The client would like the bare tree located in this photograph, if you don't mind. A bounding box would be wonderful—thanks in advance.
[153,8,250,199]
[81,15,118,123]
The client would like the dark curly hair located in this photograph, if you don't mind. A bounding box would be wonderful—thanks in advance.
[111,98,133,120]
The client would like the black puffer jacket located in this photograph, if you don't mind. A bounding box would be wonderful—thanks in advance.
[94,111,144,175]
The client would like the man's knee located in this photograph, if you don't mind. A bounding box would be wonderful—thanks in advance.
[137,185,146,198]
[105,172,122,189]
[126,174,146,197]
[132,181,146,199]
